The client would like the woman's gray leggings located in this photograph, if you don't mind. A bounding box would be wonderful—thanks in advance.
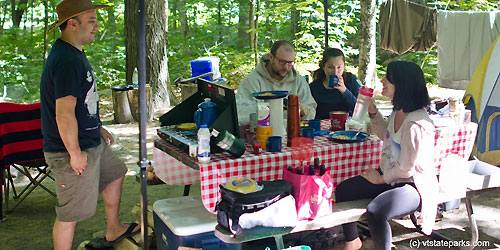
[335,175,421,250]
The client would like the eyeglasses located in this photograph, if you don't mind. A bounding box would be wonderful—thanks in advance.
[273,55,295,66]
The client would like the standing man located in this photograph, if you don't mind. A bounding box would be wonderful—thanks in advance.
[237,40,317,120]
[40,0,138,249]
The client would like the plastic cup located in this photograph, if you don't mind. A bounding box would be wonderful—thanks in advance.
[266,136,282,152]
[329,111,349,131]
[308,119,321,132]
[256,126,272,150]
[301,127,315,140]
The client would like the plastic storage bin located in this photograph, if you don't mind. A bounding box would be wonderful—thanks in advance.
[443,158,500,211]
[153,196,241,250]
[466,159,500,190]
[191,57,221,81]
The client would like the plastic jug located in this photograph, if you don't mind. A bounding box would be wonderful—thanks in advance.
[351,86,374,123]
[194,98,217,128]
[197,124,211,163]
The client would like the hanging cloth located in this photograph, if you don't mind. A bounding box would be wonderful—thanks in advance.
[437,11,500,89]
[379,0,437,55]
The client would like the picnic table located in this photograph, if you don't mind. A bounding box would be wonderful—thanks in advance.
[153,120,478,213]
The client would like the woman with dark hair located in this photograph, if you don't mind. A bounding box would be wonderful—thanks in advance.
[335,61,438,250]
[309,48,361,119]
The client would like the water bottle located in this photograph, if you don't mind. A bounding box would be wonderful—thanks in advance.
[132,67,138,88]
[197,124,211,163]
[351,86,374,123]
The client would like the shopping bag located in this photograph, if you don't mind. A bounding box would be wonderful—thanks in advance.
[282,168,333,220]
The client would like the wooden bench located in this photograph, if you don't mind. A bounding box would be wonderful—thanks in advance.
[214,191,473,250]
[214,199,371,249]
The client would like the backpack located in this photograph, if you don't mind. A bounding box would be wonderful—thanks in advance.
[216,180,297,235]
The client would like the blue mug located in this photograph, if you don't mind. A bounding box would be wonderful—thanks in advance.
[328,75,339,88]
[308,119,321,132]
[266,136,282,152]
[301,127,315,140]
[194,98,217,128]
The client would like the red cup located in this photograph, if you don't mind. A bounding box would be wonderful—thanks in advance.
[329,111,349,131]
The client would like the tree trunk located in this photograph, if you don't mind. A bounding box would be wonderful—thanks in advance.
[253,0,260,66]
[108,8,116,34]
[217,1,222,43]
[107,7,116,47]
[11,0,28,28]
[125,0,175,118]
[179,0,188,37]
[290,0,300,42]
[249,0,255,51]
[0,1,8,33]
[42,0,48,65]
[171,0,177,31]
[238,0,249,48]
[264,0,271,47]
[146,0,175,109]
[125,0,138,86]
[358,0,377,87]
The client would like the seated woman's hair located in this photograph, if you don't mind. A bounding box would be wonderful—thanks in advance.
[387,61,430,112]
[312,48,345,82]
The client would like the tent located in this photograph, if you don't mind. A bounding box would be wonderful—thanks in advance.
[464,34,500,166]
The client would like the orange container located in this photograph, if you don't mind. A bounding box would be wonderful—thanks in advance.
[256,126,272,150]
[329,111,349,131]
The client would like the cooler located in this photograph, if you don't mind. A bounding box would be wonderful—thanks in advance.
[153,196,242,250]
[191,57,221,81]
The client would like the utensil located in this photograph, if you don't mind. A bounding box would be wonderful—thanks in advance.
[351,130,362,140]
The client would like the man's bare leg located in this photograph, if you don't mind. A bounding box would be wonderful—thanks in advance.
[102,175,138,241]
[53,220,77,250]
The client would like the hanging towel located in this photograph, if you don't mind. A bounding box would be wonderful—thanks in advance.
[379,0,437,55]
[437,11,500,90]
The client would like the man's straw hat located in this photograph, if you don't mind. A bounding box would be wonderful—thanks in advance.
[48,0,109,33]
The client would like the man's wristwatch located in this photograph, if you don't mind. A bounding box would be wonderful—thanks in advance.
[368,111,377,119]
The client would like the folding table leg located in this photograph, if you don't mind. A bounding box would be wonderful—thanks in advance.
[1,172,4,222]
[274,235,285,250]
[464,192,479,250]
[183,184,191,196]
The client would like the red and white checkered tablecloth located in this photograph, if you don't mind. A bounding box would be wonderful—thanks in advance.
[433,122,478,170]
[153,120,477,213]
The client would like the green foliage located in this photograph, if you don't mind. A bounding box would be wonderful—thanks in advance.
[0,28,45,102]
[1,0,499,103]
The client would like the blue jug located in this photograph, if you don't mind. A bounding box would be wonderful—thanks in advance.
[194,98,217,128]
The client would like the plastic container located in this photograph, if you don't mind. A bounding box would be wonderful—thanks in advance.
[153,196,242,250]
[191,57,221,81]
[197,124,211,163]
[132,67,138,88]
[211,129,246,158]
[351,86,374,123]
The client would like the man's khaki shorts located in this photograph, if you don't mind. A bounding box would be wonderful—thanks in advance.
[44,139,127,222]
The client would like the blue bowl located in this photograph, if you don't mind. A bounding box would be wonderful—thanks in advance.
[328,130,370,143]
[252,90,289,100]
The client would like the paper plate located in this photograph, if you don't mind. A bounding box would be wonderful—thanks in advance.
[328,130,370,143]
[252,90,289,100]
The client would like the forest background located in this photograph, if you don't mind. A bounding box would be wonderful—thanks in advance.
[1,0,499,108]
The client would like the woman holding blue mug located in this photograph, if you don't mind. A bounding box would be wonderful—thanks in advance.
[309,48,361,119]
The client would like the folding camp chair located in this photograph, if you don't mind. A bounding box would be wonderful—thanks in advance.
[0,102,56,219]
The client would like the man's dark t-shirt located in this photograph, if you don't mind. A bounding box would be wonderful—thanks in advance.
[40,39,101,152]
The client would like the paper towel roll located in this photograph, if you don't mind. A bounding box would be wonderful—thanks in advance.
[269,98,284,137]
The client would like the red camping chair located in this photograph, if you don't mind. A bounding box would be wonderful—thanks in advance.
[0,102,56,220]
